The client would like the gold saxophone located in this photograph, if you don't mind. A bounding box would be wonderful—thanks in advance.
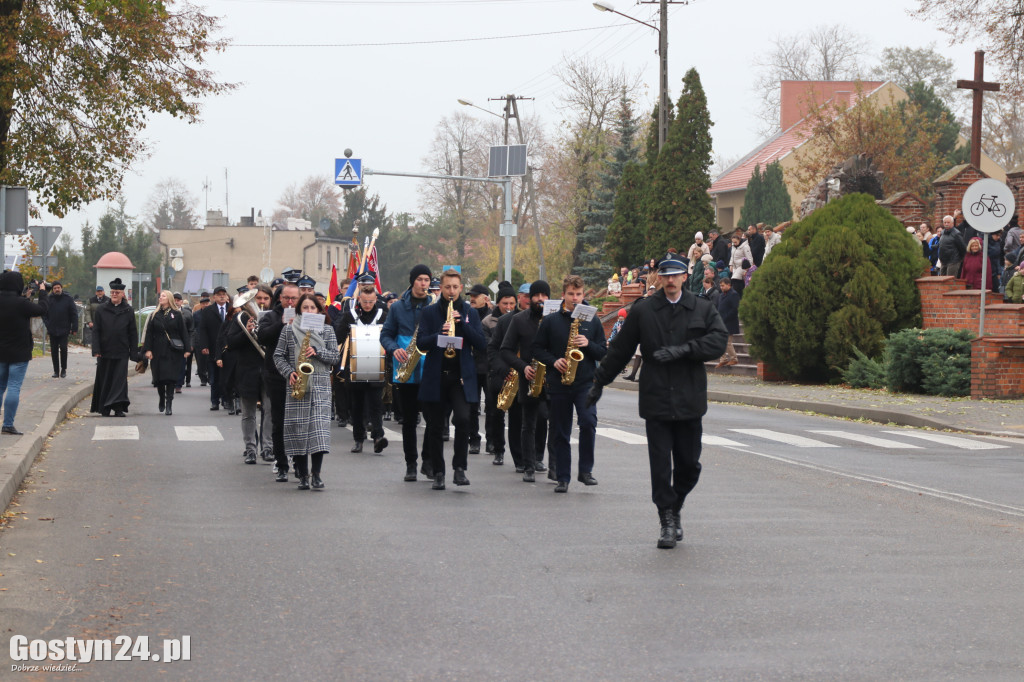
[395,322,423,383]
[291,329,315,400]
[443,296,457,359]
[561,314,584,386]
[496,369,519,411]
[528,359,546,397]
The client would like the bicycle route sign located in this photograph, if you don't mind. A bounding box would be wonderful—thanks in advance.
[961,178,1015,233]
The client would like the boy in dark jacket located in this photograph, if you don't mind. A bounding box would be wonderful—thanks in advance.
[715,278,740,368]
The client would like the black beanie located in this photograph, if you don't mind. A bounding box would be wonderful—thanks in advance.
[496,286,516,301]
[409,264,432,285]
[529,280,550,298]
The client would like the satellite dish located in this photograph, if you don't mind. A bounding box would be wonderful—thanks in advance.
[171,257,184,272]
[259,267,274,283]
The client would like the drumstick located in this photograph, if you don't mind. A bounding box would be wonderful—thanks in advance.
[339,337,351,370]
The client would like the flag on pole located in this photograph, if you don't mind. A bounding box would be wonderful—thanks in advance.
[366,245,382,293]
[328,265,340,303]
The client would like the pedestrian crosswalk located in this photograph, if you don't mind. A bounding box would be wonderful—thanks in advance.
[88,421,1011,452]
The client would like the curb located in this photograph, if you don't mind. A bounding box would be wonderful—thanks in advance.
[0,383,93,514]
[608,379,1012,438]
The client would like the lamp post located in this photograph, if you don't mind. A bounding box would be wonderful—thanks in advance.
[593,0,668,151]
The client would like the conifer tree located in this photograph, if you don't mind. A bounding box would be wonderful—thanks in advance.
[759,161,793,225]
[739,164,764,227]
[606,162,648,269]
[574,92,640,287]
[643,68,715,258]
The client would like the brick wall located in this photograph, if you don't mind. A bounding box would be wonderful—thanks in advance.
[933,165,988,228]
[971,338,1024,399]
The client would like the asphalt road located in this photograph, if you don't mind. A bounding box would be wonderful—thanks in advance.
[2,384,1023,681]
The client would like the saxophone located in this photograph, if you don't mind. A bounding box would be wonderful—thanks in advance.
[395,322,423,383]
[496,369,519,411]
[291,329,315,400]
[561,314,584,386]
[443,296,457,359]
[528,359,546,397]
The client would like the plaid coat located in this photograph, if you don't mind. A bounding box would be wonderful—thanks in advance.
[273,323,340,458]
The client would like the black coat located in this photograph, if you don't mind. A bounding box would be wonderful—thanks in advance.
[40,290,79,337]
[500,307,545,374]
[717,288,741,335]
[486,307,518,380]
[594,289,728,421]
[0,291,45,363]
[141,307,191,384]
[939,228,966,265]
[470,303,492,376]
[222,311,264,399]
[197,302,229,354]
[532,305,607,394]
[747,232,766,267]
[415,295,486,403]
[91,300,139,360]
[256,305,287,386]
[709,236,731,266]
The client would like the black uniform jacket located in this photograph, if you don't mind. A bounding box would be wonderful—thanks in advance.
[91,300,139,360]
[593,288,727,421]
[499,308,544,376]
[531,304,607,394]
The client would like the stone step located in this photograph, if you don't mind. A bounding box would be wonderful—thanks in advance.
[706,362,758,377]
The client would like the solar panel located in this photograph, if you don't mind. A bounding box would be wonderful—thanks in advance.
[488,146,508,178]
[507,145,528,176]
[488,145,529,177]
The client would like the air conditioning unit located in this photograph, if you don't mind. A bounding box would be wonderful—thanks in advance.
[169,248,184,258]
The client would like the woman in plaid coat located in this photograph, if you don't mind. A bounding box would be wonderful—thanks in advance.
[273,294,339,490]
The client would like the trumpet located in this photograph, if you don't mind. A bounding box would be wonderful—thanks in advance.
[443,296,457,359]
[232,289,266,358]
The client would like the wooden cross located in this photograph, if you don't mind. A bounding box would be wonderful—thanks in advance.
[956,50,1000,169]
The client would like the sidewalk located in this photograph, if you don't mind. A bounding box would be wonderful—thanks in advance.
[609,374,1024,438]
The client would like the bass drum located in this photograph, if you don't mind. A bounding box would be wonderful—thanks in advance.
[349,325,386,382]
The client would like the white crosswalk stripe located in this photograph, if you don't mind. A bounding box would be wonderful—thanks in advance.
[595,427,647,445]
[809,430,922,449]
[174,426,223,441]
[731,429,838,448]
[92,426,139,441]
[881,431,1009,450]
[702,435,747,447]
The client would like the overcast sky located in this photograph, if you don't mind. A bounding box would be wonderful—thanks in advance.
[39,0,983,248]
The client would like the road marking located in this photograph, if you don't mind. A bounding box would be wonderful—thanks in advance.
[731,429,838,448]
[175,426,223,441]
[809,430,921,449]
[92,426,139,440]
[382,427,402,442]
[703,435,747,447]
[881,431,1009,450]
[596,427,647,445]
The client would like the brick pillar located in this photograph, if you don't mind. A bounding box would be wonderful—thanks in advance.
[933,165,988,228]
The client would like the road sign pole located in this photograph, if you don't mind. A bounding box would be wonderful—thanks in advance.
[980,246,988,337]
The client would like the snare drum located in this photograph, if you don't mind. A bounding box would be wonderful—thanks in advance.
[349,325,386,382]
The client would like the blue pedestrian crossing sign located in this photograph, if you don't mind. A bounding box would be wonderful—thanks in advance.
[335,158,362,186]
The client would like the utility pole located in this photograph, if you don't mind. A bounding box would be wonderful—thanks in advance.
[638,0,673,150]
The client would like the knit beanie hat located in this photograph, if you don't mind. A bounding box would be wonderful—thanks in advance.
[529,280,551,297]
[409,264,432,285]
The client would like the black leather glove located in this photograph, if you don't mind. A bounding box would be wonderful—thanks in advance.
[652,343,691,363]
[585,383,603,408]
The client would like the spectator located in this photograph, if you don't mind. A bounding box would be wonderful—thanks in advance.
[715,278,740,368]
[609,307,627,342]
[959,237,991,290]
[938,215,965,276]
[729,234,752,297]
[0,271,47,435]
[690,254,712,293]
[747,224,766,267]
[1005,216,1021,264]
[687,233,710,272]
[763,224,782,258]
[1005,266,1024,303]
[84,285,108,345]
[607,273,621,296]
[927,227,942,274]
[988,231,1005,287]
[708,229,731,265]
[697,267,721,307]
[1000,258,1017,296]
[38,280,79,378]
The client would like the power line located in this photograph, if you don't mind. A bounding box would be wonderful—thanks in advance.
[231,23,632,47]
[222,0,581,5]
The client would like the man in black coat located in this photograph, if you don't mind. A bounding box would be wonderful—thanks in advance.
[588,255,727,549]
[532,274,606,492]
[938,215,966,277]
[715,278,740,367]
[336,284,389,454]
[84,285,108,346]
[197,285,231,410]
[226,285,272,464]
[746,224,766,268]
[486,288,527,469]
[90,278,138,417]
[257,281,300,481]
[39,281,79,378]
[708,229,731,266]
[500,280,552,480]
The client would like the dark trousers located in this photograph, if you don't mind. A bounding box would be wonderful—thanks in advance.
[350,383,384,441]
[208,361,222,407]
[486,375,509,455]
[293,452,324,477]
[548,385,597,483]
[178,353,193,388]
[266,376,288,473]
[332,372,350,422]
[731,277,745,298]
[396,383,428,466]
[520,393,548,472]
[49,334,69,373]
[424,373,473,474]
[645,418,703,512]
[467,372,486,445]
[196,353,209,384]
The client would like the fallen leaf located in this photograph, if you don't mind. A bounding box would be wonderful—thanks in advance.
[35,559,43,563]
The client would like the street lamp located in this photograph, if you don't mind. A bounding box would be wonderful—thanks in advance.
[593,0,669,151]
[457,98,503,120]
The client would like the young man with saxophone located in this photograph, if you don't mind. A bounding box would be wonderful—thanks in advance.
[532,274,606,493]
[415,269,487,490]
[499,280,551,483]
[381,264,433,482]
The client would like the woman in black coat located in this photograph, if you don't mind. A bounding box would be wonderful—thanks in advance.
[142,290,192,415]
[0,271,46,435]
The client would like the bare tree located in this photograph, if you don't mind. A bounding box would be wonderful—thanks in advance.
[143,177,200,231]
[272,175,342,229]
[983,91,1024,172]
[752,25,870,136]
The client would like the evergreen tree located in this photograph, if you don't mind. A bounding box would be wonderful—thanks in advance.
[644,68,715,259]
[606,162,648,270]
[739,163,764,227]
[573,92,640,288]
[760,161,793,225]
[82,200,161,295]
[902,81,969,173]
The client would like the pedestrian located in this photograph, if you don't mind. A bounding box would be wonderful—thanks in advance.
[587,254,728,549]
[715,278,740,368]
[959,237,991,291]
[174,293,194,391]
[84,285,108,346]
[532,274,607,492]
[729,234,752,297]
[90,278,138,418]
[141,290,191,416]
[482,286,518,465]
[466,283,493,455]
[938,215,965,277]
[226,284,272,464]
[38,280,79,378]
[747,224,766,267]
[198,286,231,411]
[687,233,710,273]
[486,285,529,471]
[273,293,339,490]
[257,281,299,482]
[0,271,46,435]
[192,296,211,386]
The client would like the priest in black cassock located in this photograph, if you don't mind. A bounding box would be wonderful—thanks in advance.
[90,278,139,417]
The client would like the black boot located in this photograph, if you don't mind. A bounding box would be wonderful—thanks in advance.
[672,504,683,542]
[165,386,174,416]
[657,509,677,549]
[158,389,165,413]
[432,472,446,490]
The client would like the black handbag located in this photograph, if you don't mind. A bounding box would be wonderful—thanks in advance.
[165,331,185,351]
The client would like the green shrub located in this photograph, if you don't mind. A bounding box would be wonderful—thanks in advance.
[884,327,972,396]
[843,347,886,389]
[740,193,927,382]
